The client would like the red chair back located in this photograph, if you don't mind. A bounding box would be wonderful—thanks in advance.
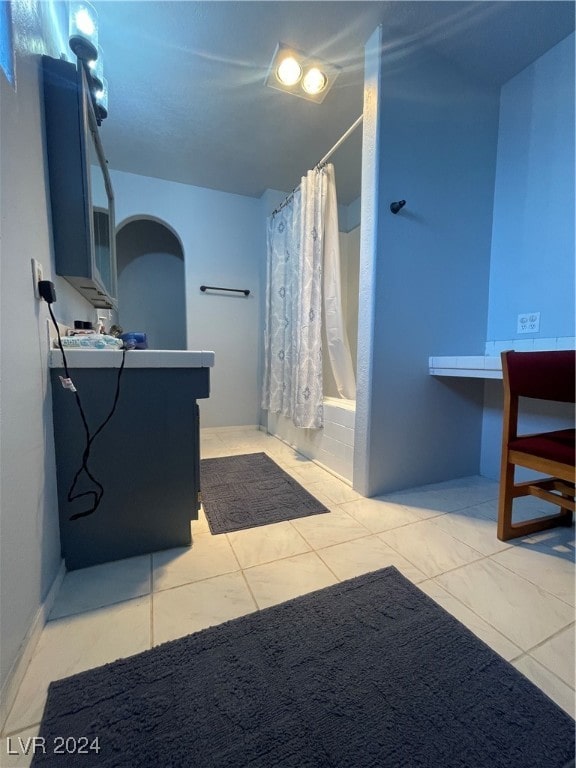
[504,351,575,403]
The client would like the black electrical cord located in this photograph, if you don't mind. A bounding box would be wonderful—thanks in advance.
[48,302,127,520]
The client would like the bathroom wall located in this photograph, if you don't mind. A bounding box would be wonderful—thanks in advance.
[480,33,575,480]
[116,219,186,350]
[342,226,360,381]
[357,36,500,496]
[486,33,575,344]
[340,195,361,233]
[111,170,265,428]
[0,2,97,721]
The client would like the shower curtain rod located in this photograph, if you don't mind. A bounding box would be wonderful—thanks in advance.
[317,114,364,167]
[272,114,364,217]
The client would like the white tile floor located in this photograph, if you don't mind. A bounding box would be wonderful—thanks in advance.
[2,427,574,766]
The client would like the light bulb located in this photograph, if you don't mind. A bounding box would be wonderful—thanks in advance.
[69,2,98,61]
[95,79,107,105]
[302,67,327,95]
[75,7,95,36]
[88,46,104,89]
[276,56,302,86]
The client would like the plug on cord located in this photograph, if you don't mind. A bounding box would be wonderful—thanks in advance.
[38,280,57,304]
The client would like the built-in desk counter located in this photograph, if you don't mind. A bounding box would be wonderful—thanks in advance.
[429,356,502,379]
[429,340,576,379]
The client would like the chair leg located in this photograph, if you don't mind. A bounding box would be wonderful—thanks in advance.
[498,475,575,541]
[497,462,515,541]
[560,495,574,527]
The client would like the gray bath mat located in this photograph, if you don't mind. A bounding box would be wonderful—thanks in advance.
[200,451,329,534]
[32,567,574,767]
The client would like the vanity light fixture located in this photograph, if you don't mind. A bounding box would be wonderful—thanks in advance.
[68,2,109,122]
[87,45,104,90]
[95,78,108,121]
[69,1,98,61]
[265,42,340,104]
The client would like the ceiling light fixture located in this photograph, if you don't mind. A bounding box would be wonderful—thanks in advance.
[276,56,302,86]
[302,67,327,96]
[265,43,340,104]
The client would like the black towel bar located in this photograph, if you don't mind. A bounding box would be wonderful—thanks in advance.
[200,285,250,296]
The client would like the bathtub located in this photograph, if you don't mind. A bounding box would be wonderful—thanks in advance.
[265,396,356,483]
[323,396,356,413]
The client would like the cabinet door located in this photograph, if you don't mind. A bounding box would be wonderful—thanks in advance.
[51,367,209,569]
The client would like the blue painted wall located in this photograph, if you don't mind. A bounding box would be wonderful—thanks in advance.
[481,34,575,480]
[116,219,187,350]
[487,32,575,342]
[112,169,266,428]
[0,0,89,720]
[361,44,500,495]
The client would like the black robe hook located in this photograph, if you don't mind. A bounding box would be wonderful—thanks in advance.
[390,200,406,214]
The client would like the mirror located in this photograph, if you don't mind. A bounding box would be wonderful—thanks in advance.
[88,138,113,297]
[42,55,117,310]
[82,62,117,306]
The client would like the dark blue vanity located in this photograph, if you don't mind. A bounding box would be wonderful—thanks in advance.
[50,350,214,570]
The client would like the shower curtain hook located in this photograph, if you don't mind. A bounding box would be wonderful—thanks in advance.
[390,200,406,214]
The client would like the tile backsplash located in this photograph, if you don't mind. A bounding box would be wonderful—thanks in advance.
[485,337,575,355]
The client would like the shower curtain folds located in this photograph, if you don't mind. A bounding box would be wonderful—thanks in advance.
[262,190,301,420]
[292,168,325,429]
[323,164,356,400]
[262,164,355,430]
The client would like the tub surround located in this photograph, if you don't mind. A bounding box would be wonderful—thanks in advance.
[266,398,355,483]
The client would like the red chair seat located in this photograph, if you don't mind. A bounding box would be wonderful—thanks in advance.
[509,429,575,466]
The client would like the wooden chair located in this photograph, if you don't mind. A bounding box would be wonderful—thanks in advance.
[497,350,575,541]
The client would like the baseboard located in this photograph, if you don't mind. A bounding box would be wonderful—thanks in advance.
[201,424,261,433]
[0,560,66,734]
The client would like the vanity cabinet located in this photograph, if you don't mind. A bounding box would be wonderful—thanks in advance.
[42,55,117,309]
[50,356,212,570]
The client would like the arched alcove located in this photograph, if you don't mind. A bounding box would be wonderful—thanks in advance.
[116,216,186,350]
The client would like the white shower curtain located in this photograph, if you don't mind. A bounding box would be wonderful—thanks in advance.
[262,189,301,420]
[262,163,355,429]
[323,164,357,400]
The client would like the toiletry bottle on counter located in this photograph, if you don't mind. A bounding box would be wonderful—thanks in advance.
[120,332,148,350]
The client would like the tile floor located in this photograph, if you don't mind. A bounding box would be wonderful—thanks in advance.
[2,427,574,766]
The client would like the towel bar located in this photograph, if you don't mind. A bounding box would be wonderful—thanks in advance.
[200,285,250,296]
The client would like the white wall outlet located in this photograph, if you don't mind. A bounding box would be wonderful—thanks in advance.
[31,259,43,299]
[517,311,540,334]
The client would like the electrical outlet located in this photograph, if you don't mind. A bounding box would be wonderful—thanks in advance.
[31,259,43,299]
[517,311,540,334]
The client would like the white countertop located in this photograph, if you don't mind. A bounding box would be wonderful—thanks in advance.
[50,349,215,369]
[429,356,502,379]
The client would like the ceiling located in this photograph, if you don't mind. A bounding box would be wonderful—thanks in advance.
[94,1,575,205]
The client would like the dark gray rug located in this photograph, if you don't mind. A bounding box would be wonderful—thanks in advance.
[32,567,574,768]
[200,452,329,534]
